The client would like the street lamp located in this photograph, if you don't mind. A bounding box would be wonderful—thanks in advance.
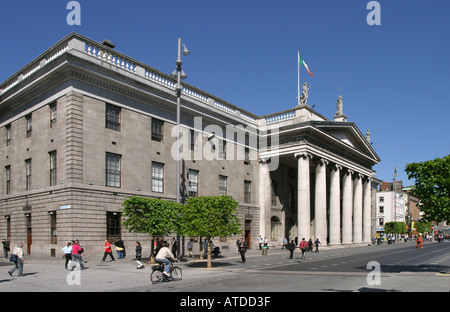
[171,38,190,205]
[171,38,189,258]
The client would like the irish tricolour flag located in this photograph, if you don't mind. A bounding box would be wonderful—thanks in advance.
[298,52,313,76]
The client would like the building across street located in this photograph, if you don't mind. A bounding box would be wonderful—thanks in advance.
[0,33,381,258]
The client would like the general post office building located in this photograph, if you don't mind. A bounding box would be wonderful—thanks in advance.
[0,33,381,257]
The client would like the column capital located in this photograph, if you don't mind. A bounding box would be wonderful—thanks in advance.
[344,168,354,176]
[294,152,312,160]
[317,158,329,166]
[331,164,342,171]
[258,157,271,164]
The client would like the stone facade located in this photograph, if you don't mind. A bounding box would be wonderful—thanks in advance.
[0,33,380,258]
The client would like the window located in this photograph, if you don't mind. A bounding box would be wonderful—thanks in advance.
[190,129,196,151]
[379,196,384,203]
[244,147,250,165]
[219,140,227,160]
[106,153,121,187]
[271,181,277,206]
[49,151,57,186]
[106,104,121,131]
[379,206,384,214]
[25,159,32,191]
[26,114,32,138]
[151,118,164,142]
[152,162,164,193]
[188,169,199,197]
[107,212,121,240]
[379,217,384,226]
[5,166,11,194]
[6,124,11,146]
[219,175,227,195]
[244,180,252,203]
[49,102,57,128]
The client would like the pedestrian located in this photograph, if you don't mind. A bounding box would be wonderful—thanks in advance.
[263,236,268,249]
[287,240,296,259]
[299,238,308,260]
[416,235,423,249]
[258,235,263,250]
[307,238,313,252]
[72,240,85,270]
[115,237,125,259]
[282,237,288,249]
[135,241,144,269]
[314,238,321,253]
[8,242,24,277]
[62,241,73,270]
[202,238,208,259]
[187,239,194,258]
[2,238,10,259]
[101,239,115,263]
[171,237,178,258]
[155,238,161,256]
[238,238,247,263]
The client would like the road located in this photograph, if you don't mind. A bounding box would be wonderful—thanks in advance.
[129,241,450,292]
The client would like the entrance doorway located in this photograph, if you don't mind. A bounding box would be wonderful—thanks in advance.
[25,213,32,254]
[245,220,251,249]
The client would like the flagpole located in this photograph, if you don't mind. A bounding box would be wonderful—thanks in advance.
[297,50,300,105]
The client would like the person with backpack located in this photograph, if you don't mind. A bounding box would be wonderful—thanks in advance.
[72,240,85,270]
[287,240,296,259]
[8,242,24,277]
[299,238,308,260]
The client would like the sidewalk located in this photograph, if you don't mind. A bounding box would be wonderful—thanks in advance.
[0,241,406,292]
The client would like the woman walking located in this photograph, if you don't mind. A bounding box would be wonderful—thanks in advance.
[62,242,73,270]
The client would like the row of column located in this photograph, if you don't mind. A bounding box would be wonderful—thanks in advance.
[296,152,372,245]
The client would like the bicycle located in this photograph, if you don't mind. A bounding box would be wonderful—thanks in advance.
[150,259,182,284]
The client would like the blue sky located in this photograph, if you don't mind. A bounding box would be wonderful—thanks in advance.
[1,0,449,186]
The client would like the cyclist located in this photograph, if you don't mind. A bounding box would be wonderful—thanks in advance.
[155,242,177,277]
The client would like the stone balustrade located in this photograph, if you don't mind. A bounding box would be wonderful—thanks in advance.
[0,33,259,126]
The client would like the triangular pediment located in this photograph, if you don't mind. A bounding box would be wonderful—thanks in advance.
[313,121,380,164]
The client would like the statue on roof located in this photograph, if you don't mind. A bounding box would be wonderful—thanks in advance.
[336,95,344,116]
[333,95,348,122]
[299,82,310,105]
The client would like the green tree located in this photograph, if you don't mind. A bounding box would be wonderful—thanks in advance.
[415,220,432,235]
[405,155,450,222]
[121,196,183,263]
[384,222,407,241]
[183,195,242,268]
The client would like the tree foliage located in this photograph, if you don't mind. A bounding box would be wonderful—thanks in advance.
[121,195,242,268]
[183,195,242,268]
[384,222,407,235]
[405,155,450,222]
[414,220,432,234]
[121,196,183,262]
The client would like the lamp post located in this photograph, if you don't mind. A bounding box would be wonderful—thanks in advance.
[171,38,189,258]
[171,38,190,205]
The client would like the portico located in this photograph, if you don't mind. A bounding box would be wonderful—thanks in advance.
[259,99,380,247]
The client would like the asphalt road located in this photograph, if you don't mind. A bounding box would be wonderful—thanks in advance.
[118,241,450,293]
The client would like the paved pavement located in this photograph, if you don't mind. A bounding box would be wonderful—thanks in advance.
[1,241,448,293]
[0,243,340,292]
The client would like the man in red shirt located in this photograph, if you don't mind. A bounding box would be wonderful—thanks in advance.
[101,239,115,263]
[299,238,309,260]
